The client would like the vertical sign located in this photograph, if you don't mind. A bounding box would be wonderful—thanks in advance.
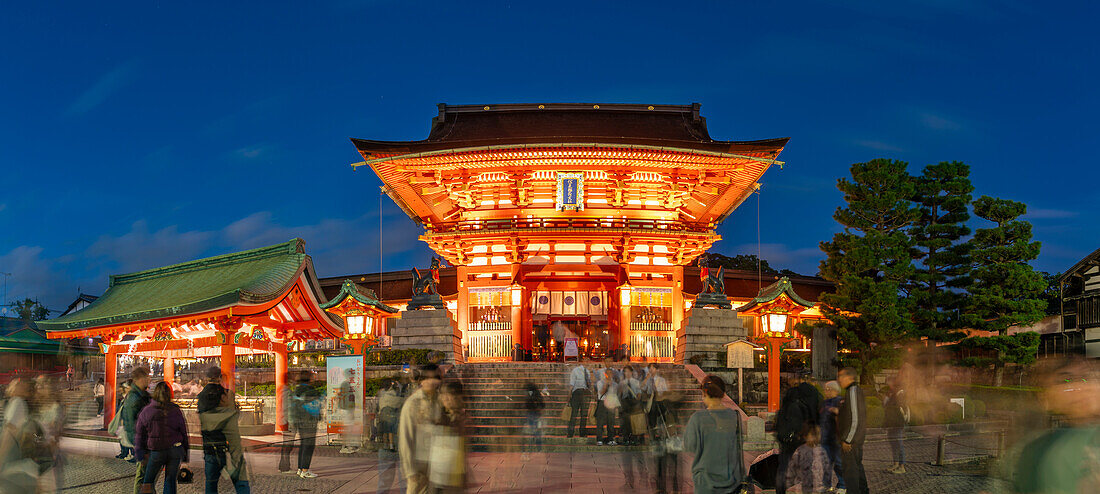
[326,355,364,439]
[556,172,584,211]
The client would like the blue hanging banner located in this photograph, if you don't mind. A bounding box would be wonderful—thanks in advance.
[555,172,584,211]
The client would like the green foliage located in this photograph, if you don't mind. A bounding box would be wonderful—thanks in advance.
[13,298,49,321]
[965,196,1046,334]
[819,159,919,379]
[364,348,434,366]
[866,403,885,428]
[708,254,802,277]
[1038,271,1065,316]
[909,161,973,342]
[956,332,1041,367]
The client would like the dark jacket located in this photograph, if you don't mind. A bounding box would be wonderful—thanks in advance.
[776,382,823,446]
[120,386,151,442]
[820,396,842,447]
[838,383,867,446]
[133,400,189,461]
[883,387,907,428]
[198,383,229,448]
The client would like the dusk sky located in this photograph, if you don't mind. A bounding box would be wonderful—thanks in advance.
[2,1,1097,314]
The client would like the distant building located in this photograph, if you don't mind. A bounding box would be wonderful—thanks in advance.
[1057,248,1100,358]
[58,293,99,317]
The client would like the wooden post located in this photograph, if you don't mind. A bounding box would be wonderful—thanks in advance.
[163,357,174,388]
[275,345,288,433]
[221,333,237,393]
[738,367,744,405]
[103,348,117,430]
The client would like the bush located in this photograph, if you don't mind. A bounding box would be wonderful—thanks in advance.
[241,382,325,396]
[866,403,885,428]
[365,349,434,366]
[969,399,987,419]
[934,402,965,424]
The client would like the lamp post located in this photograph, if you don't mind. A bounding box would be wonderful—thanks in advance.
[760,308,792,412]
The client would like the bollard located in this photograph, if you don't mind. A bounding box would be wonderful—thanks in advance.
[934,434,947,466]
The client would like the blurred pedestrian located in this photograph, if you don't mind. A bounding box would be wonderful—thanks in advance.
[882,378,909,474]
[785,424,830,494]
[291,370,322,479]
[65,364,73,391]
[134,381,189,494]
[837,367,869,494]
[398,364,443,494]
[647,365,681,494]
[198,366,250,493]
[997,357,1100,493]
[523,382,544,460]
[0,378,38,491]
[94,378,106,416]
[34,376,65,493]
[431,380,467,493]
[277,371,295,474]
[775,369,823,494]
[595,368,620,446]
[377,379,404,451]
[684,375,745,493]
[122,367,152,493]
[820,381,845,492]
[619,366,644,446]
[565,363,590,438]
[376,379,404,494]
[110,380,133,460]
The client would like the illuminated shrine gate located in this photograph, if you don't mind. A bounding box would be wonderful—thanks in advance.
[39,239,346,429]
[352,103,788,362]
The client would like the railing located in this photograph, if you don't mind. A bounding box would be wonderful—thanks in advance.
[630,333,676,359]
[468,331,514,360]
[470,321,512,332]
[427,217,712,235]
[630,322,674,332]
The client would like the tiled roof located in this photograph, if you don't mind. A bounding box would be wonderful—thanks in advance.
[319,279,399,313]
[735,276,816,312]
[37,239,320,332]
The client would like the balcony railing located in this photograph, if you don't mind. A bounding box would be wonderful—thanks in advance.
[468,331,514,360]
[427,217,712,235]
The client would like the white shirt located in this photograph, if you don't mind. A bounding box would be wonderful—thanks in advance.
[3,397,28,429]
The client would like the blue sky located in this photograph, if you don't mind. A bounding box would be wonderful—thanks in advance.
[2,1,1097,314]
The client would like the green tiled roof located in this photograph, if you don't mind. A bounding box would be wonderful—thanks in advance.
[320,279,399,313]
[38,239,321,333]
[0,325,62,354]
[736,276,815,312]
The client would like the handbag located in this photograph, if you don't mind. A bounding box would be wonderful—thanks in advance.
[560,405,572,422]
[429,431,465,488]
[658,414,683,453]
[177,466,194,484]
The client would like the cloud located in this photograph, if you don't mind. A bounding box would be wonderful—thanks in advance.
[232,145,273,160]
[0,245,86,314]
[1025,208,1078,220]
[918,111,963,131]
[85,220,216,274]
[65,61,138,116]
[853,139,905,152]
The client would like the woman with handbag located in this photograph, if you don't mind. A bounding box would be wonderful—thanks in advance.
[684,375,745,494]
[134,381,189,494]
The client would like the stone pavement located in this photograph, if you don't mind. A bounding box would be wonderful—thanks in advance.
[53,431,1007,493]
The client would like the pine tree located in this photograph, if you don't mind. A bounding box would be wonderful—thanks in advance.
[966,196,1046,333]
[965,196,1046,385]
[819,159,920,379]
[909,161,973,342]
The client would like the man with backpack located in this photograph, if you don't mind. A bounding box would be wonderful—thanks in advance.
[121,367,152,494]
[198,366,250,493]
[774,369,823,494]
[291,370,322,479]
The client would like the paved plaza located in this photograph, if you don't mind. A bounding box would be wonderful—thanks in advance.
[55,431,1005,493]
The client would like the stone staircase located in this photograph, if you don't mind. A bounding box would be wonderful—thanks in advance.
[451,362,705,452]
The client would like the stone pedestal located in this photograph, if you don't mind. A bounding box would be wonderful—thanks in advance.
[392,309,464,364]
[676,308,747,367]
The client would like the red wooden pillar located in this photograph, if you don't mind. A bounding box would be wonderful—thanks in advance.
[275,345,288,432]
[103,348,117,429]
[221,333,237,392]
[163,357,174,388]
[765,336,792,412]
